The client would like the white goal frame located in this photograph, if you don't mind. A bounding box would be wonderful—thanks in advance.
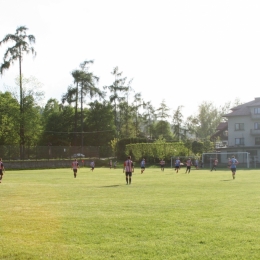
[202,152,250,168]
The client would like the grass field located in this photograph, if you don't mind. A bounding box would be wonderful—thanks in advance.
[1,166,260,260]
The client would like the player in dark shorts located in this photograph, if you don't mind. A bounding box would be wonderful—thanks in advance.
[160,159,165,171]
[124,156,134,185]
[175,157,181,173]
[71,159,79,178]
[140,158,145,174]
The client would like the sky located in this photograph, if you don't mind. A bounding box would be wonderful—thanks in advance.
[0,0,260,120]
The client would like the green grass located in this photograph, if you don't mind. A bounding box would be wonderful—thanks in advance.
[1,166,260,259]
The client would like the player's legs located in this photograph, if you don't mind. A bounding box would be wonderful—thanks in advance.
[129,172,132,184]
[231,168,236,179]
[126,172,129,184]
[73,169,77,178]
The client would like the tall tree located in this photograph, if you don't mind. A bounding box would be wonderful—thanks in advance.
[185,101,222,140]
[78,60,103,147]
[103,67,128,138]
[143,101,156,140]
[62,60,102,145]
[172,105,184,141]
[84,101,116,146]
[132,92,145,137]
[156,100,170,137]
[0,26,36,157]
[0,91,20,145]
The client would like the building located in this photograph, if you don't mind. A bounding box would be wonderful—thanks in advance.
[210,97,260,167]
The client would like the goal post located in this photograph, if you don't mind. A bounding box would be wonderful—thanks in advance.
[202,152,250,169]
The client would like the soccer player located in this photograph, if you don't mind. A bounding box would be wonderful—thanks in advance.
[140,158,145,174]
[71,159,79,178]
[211,158,218,171]
[109,160,112,169]
[0,158,5,183]
[175,157,181,173]
[123,156,134,185]
[160,159,165,171]
[229,156,239,179]
[185,158,192,173]
[90,160,95,171]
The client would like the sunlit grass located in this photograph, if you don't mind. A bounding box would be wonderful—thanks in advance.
[1,166,260,259]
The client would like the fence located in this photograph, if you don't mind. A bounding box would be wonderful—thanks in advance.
[0,145,114,161]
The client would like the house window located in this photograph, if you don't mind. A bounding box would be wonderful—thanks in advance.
[235,123,244,131]
[254,122,260,130]
[254,108,260,114]
[235,138,244,145]
[255,137,260,145]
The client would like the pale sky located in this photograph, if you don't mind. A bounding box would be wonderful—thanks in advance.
[0,0,260,120]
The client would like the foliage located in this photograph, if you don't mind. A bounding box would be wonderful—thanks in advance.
[40,106,74,145]
[186,101,222,139]
[191,140,204,155]
[0,26,36,150]
[85,101,116,146]
[0,92,20,144]
[117,137,149,159]
[125,138,186,161]
[154,120,174,141]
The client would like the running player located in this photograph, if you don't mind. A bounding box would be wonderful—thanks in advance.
[90,160,95,171]
[72,159,79,178]
[185,158,192,173]
[229,156,239,179]
[175,157,181,173]
[160,159,165,171]
[140,158,145,174]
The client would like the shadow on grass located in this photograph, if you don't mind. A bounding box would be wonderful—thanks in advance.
[220,179,233,181]
[99,185,121,188]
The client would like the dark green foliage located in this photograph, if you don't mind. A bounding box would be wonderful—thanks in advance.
[192,141,204,155]
[116,137,150,159]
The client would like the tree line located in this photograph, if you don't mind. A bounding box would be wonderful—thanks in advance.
[0,26,240,159]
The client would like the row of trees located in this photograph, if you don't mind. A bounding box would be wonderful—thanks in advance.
[0,26,239,159]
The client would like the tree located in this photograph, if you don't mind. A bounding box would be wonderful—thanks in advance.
[185,101,222,140]
[172,105,184,141]
[40,105,74,146]
[103,67,128,138]
[62,60,103,145]
[154,121,173,141]
[84,101,116,146]
[0,91,20,145]
[132,92,145,137]
[155,100,171,138]
[0,26,36,157]
[156,99,170,121]
[143,101,156,140]
[78,61,103,147]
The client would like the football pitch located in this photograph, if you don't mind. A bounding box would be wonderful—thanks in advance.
[1,166,260,260]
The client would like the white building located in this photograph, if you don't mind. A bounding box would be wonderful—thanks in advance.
[209,97,260,167]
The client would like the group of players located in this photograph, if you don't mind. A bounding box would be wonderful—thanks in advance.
[0,155,239,184]
[71,155,239,184]
[121,155,239,185]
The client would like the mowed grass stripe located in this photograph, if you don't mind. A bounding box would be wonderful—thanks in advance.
[1,167,260,259]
